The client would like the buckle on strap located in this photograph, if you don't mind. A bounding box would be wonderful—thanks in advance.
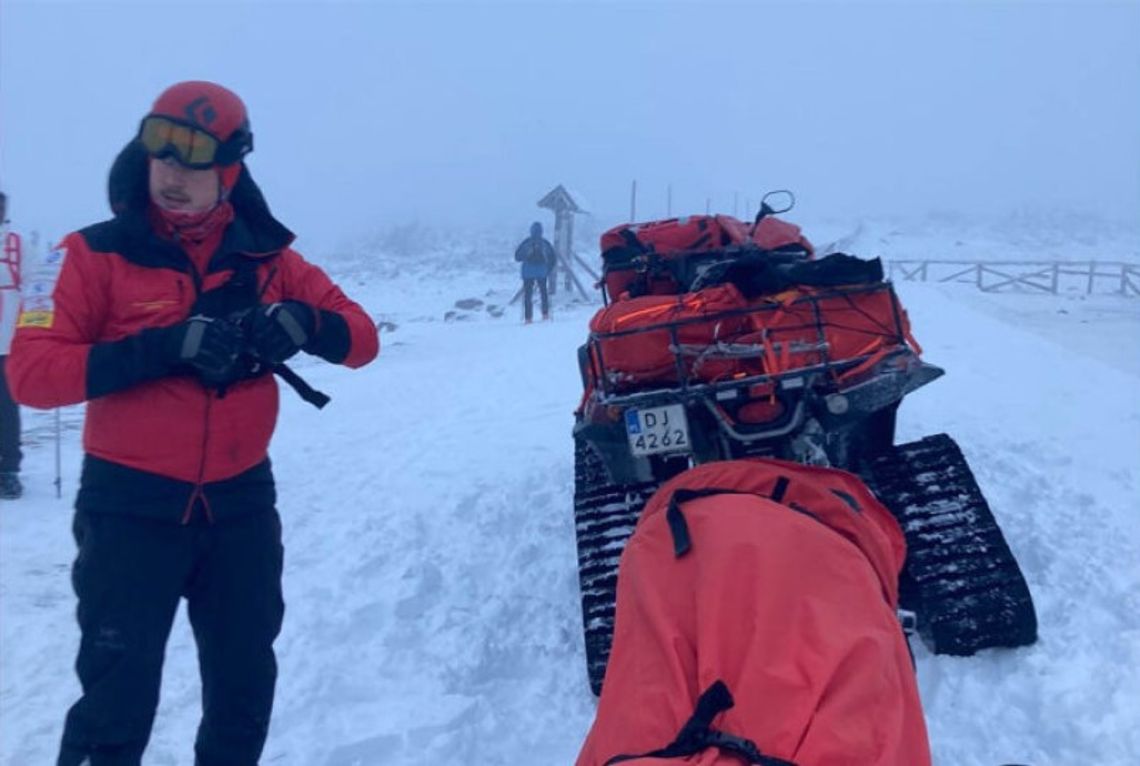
[604,680,799,765]
[702,730,798,766]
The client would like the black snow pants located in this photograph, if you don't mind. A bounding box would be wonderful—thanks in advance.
[0,355,21,474]
[523,277,550,321]
[57,507,285,766]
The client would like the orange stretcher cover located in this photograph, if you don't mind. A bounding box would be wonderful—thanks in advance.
[576,459,932,766]
[588,283,914,393]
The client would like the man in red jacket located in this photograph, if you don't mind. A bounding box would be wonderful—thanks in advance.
[7,81,379,766]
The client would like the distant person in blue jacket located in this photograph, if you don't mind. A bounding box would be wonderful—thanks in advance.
[514,221,557,323]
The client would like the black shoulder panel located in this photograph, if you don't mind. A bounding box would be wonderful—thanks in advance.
[77,213,187,272]
[77,218,128,255]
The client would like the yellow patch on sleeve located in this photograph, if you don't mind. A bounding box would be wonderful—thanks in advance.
[17,310,54,328]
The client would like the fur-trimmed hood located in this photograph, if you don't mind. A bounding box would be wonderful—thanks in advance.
[107,139,294,257]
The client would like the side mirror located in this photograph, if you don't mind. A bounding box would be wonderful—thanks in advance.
[756,190,795,222]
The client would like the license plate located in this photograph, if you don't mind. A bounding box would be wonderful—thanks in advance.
[625,404,690,457]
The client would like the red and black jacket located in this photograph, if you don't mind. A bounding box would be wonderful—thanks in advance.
[8,141,379,521]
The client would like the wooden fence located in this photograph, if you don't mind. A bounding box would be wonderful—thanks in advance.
[884,260,1140,297]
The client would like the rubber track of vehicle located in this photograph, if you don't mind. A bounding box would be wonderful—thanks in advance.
[861,433,1038,655]
[573,438,658,695]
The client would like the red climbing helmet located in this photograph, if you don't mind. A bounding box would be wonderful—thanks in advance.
[137,81,253,169]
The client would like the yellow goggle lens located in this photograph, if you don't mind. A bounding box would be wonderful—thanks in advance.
[139,117,220,167]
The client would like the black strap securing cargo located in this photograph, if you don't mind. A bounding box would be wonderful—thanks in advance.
[770,476,790,503]
[829,488,862,513]
[690,251,882,298]
[603,680,798,765]
[666,494,692,557]
[665,488,743,558]
[619,227,650,254]
[666,487,795,559]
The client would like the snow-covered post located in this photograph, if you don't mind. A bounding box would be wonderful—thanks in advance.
[537,185,591,302]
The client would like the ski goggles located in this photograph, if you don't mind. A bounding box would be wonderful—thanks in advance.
[138,115,253,169]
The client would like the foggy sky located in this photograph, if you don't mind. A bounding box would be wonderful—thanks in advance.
[2,0,1138,254]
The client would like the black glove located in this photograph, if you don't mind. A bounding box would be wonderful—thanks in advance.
[247,301,317,364]
[164,314,245,383]
[86,315,243,399]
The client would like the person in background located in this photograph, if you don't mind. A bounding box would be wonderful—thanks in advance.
[514,220,557,323]
[7,81,379,765]
[0,190,23,500]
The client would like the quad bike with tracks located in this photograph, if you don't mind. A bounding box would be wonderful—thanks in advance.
[572,192,1037,694]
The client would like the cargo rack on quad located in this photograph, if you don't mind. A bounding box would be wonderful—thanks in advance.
[571,201,1037,695]
[576,281,941,482]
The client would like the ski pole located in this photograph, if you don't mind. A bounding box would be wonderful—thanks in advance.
[54,407,61,499]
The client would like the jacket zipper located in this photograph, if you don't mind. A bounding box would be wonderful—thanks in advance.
[181,393,216,525]
[179,257,215,525]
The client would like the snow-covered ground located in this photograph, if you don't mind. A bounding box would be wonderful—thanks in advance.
[2,217,1139,765]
